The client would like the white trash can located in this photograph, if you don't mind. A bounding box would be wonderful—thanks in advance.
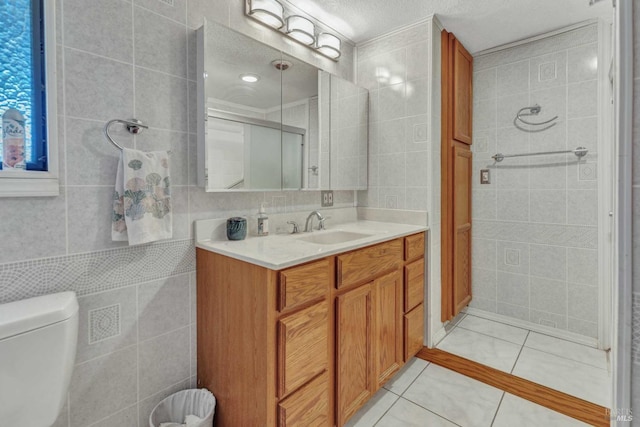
[149,389,215,427]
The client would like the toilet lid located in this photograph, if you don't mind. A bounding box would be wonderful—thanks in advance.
[0,292,78,340]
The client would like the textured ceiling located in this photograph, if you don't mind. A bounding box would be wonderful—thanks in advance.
[285,0,612,53]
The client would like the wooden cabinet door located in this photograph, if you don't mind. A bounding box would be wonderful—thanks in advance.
[278,373,330,427]
[404,303,424,361]
[441,30,473,321]
[373,270,403,388]
[453,145,472,313]
[452,37,473,145]
[336,284,373,426]
[277,301,329,398]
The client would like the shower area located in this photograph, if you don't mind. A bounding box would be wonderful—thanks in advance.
[466,21,611,347]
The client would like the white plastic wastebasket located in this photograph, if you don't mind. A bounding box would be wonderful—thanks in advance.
[149,389,215,427]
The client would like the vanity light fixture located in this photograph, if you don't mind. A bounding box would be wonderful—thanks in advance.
[245,0,342,61]
[316,32,341,59]
[240,73,260,83]
[247,0,285,29]
[286,16,315,45]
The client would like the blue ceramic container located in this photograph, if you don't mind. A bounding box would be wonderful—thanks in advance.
[226,217,247,240]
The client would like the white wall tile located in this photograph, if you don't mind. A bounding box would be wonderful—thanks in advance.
[134,6,188,78]
[567,317,597,338]
[76,286,138,363]
[379,83,407,120]
[497,190,530,222]
[473,268,497,299]
[69,346,138,427]
[567,43,598,83]
[92,405,139,427]
[529,51,567,91]
[0,192,67,264]
[473,25,600,337]
[138,326,191,399]
[135,0,187,24]
[138,274,190,341]
[63,0,133,63]
[530,276,567,316]
[529,190,567,224]
[567,248,598,286]
[497,271,530,307]
[135,67,188,132]
[568,283,598,322]
[567,189,598,226]
[65,118,132,185]
[474,68,497,100]
[378,118,406,154]
[529,244,566,280]
[65,49,134,122]
[567,80,598,119]
[530,309,568,330]
[472,189,497,220]
[497,60,530,97]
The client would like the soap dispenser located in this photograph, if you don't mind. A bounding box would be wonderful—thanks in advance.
[257,203,269,236]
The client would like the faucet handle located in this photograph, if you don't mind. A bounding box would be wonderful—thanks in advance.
[317,216,331,230]
[287,221,300,234]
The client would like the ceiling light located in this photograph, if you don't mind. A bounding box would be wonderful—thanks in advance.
[286,16,315,45]
[316,33,341,59]
[240,73,260,83]
[247,0,284,29]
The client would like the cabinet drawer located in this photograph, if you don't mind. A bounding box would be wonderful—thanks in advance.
[404,303,424,361]
[278,372,330,427]
[278,301,329,398]
[404,259,425,312]
[336,239,403,289]
[279,258,331,312]
[404,233,425,261]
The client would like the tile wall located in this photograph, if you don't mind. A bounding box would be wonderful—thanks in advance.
[470,24,601,339]
[0,1,356,426]
[632,1,640,419]
[355,18,442,339]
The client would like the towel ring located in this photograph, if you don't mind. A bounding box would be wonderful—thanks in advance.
[103,118,149,151]
[514,105,558,133]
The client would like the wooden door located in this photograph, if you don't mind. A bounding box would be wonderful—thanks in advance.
[336,284,373,426]
[373,270,403,388]
[441,30,473,322]
[453,145,472,313]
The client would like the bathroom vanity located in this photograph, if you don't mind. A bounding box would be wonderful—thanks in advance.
[196,220,426,426]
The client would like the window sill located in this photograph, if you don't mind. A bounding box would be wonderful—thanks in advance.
[0,171,59,197]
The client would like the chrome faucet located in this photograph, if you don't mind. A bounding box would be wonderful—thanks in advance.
[304,210,325,232]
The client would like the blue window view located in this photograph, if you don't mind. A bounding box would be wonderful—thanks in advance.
[0,0,47,171]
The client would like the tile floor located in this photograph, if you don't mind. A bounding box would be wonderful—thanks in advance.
[345,313,610,427]
[437,313,610,407]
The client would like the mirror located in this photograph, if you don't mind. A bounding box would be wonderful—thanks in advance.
[196,19,368,191]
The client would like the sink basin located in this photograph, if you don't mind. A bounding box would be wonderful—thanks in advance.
[297,230,373,245]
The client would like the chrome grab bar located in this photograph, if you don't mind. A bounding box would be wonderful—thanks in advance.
[492,147,588,163]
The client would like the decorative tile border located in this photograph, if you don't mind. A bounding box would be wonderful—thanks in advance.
[474,220,598,249]
[633,292,640,366]
[0,239,195,304]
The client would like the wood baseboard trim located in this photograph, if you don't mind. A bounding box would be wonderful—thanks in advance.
[417,348,609,427]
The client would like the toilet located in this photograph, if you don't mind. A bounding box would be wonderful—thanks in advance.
[0,292,79,427]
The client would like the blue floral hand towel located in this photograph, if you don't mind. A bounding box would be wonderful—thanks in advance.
[112,148,172,245]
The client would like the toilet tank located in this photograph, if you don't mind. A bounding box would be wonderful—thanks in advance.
[0,292,79,427]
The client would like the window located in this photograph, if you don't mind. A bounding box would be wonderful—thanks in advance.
[0,0,58,196]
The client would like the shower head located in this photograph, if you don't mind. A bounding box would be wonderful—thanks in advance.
[588,0,606,5]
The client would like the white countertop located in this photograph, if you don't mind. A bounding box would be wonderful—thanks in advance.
[196,220,427,270]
